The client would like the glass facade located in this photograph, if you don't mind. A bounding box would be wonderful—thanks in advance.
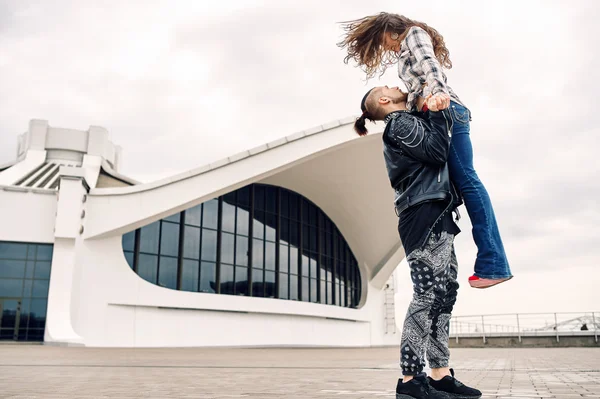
[123,184,361,307]
[0,242,53,341]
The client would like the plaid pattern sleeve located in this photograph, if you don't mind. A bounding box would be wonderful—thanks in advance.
[404,26,449,97]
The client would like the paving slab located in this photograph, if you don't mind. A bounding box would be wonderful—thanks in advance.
[0,346,598,398]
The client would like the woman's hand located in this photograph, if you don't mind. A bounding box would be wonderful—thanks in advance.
[426,93,450,111]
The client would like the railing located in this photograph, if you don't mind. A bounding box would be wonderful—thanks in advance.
[449,312,599,344]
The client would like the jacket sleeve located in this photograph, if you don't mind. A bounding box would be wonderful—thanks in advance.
[404,26,449,97]
[386,110,452,165]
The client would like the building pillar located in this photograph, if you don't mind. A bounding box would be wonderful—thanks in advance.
[44,167,89,346]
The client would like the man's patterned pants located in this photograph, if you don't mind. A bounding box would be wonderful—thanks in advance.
[399,231,459,376]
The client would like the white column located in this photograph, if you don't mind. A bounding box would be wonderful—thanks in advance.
[44,167,89,346]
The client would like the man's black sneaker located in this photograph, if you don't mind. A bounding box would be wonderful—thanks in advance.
[396,373,449,399]
[427,369,482,399]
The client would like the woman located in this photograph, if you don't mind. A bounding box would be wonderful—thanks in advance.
[338,12,512,288]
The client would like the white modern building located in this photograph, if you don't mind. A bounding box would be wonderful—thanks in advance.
[0,118,404,347]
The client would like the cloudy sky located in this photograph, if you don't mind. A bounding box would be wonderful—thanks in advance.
[1,0,598,318]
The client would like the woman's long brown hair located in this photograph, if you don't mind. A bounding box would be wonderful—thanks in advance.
[338,12,452,79]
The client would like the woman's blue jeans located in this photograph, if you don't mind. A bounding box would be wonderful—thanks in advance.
[447,102,512,279]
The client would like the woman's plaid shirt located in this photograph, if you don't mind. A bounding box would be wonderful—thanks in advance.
[398,26,464,111]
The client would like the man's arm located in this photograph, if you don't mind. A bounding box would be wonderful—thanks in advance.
[386,110,452,165]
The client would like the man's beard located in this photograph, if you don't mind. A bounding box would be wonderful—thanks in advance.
[390,93,407,104]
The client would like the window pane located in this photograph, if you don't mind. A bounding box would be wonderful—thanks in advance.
[289,246,298,275]
[0,260,26,278]
[235,265,248,296]
[160,222,180,257]
[36,245,53,261]
[19,298,30,329]
[235,236,249,266]
[0,279,23,297]
[122,231,135,252]
[265,186,277,214]
[327,283,333,304]
[34,261,51,279]
[0,243,27,259]
[309,204,317,226]
[325,218,333,234]
[278,272,288,299]
[320,279,326,304]
[280,190,289,218]
[310,258,318,279]
[302,199,310,224]
[138,254,158,283]
[252,239,263,270]
[265,242,276,271]
[310,226,318,252]
[2,299,20,329]
[221,201,236,233]
[237,186,250,206]
[185,204,202,226]
[183,226,200,259]
[289,194,299,220]
[302,226,310,252]
[158,257,178,289]
[301,255,310,277]
[139,221,160,254]
[224,191,236,205]
[32,279,50,298]
[264,271,276,298]
[27,245,37,259]
[279,244,288,273]
[265,213,277,242]
[220,233,235,265]
[236,208,250,236]
[252,268,264,297]
[290,275,298,300]
[29,299,48,322]
[254,186,265,210]
[252,211,265,239]
[280,218,290,244]
[310,279,318,303]
[164,213,181,223]
[25,261,34,279]
[200,262,216,293]
[220,264,234,295]
[289,221,299,246]
[23,279,33,297]
[341,281,346,307]
[202,199,219,229]
[181,259,199,292]
[201,229,217,261]
[26,329,45,341]
[301,277,309,302]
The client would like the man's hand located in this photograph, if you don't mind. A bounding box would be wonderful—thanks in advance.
[426,93,450,111]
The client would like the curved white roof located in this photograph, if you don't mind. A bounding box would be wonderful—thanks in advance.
[85,116,403,289]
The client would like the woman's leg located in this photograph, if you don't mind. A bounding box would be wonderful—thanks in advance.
[399,231,455,377]
[447,102,512,280]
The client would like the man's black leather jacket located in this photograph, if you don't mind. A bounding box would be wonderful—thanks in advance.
[381,109,462,216]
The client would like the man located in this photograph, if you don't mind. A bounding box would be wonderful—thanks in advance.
[354,86,481,399]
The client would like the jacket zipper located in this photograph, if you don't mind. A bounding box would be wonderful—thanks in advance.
[439,110,451,183]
